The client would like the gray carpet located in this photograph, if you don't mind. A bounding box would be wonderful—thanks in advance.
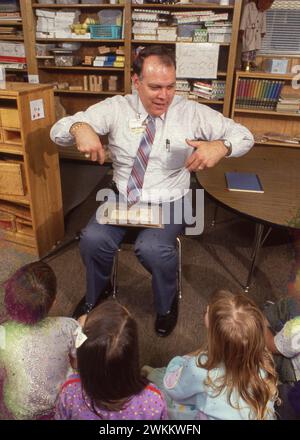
[48,191,294,367]
[0,172,294,367]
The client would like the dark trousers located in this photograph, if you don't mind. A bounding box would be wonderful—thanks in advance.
[79,200,185,315]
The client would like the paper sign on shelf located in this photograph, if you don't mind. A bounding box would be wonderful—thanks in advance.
[28,74,40,84]
[176,43,219,79]
[30,98,45,121]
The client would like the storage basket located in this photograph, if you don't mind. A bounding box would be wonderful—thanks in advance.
[90,25,122,40]
[97,9,123,26]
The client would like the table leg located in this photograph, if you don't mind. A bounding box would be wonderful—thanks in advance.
[245,223,272,292]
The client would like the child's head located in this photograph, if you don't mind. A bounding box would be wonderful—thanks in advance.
[205,289,267,368]
[77,301,147,412]
[256,0,274,11]
[202,289,278,419]
[4,261,56,324]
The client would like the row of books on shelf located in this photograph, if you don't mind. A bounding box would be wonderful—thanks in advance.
[132,9,229,23]
[176,79,225,101]
[276,93,300,113]
[93,55,124,68]
[0,62,26,70]
[132,8,231,43]
[235,79,285,110]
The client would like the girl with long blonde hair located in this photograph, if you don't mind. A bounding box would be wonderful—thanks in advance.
[146,290,279,419]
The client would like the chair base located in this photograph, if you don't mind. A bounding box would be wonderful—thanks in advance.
[111,236,183,300]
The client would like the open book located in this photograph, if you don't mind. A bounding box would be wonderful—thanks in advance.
[97,202,163,228]
[225,172,264,194]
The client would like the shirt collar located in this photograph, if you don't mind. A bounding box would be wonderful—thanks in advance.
[137,96,166,121]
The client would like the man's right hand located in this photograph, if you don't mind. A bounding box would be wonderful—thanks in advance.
[70,122,105,164]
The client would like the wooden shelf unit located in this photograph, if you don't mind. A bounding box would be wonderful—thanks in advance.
[5,1,243,160]
[0,6,26,79]
[0,83,64,256]
[23,0,242,117]
[129,0,242,117]
[27,1,128,117]
[231,70,300,149]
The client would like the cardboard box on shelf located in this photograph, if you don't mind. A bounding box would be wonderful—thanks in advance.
[264,58,289,74]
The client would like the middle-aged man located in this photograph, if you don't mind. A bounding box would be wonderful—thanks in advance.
[51,46,254,337]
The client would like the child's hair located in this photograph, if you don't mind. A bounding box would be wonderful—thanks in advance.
[4,261,56,325]
[199,289,278,420]
[256,0,274,11]
[77,301,147,414]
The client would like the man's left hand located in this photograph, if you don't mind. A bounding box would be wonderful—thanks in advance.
[185,139,228,172]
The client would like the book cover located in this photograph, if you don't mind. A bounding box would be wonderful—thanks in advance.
[225,172,264,193]
[98,202,163,228]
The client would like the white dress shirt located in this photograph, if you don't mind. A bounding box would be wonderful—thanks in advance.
[50,94,254,203]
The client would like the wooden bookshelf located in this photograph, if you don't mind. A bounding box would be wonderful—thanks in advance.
[231,71,300,149]
[0,83,64,256]
[10,1,243,160]
[129,1,242,116]
[21,1,242,116]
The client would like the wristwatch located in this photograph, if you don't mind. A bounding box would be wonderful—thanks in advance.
[222,139,232,157]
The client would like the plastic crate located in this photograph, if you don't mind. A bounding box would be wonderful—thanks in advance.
[90,25,122,40]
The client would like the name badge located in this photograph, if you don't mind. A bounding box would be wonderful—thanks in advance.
[129,117,145,134]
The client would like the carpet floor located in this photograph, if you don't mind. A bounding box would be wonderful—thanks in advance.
[0,181,296,367]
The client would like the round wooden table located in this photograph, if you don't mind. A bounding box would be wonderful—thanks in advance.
[196,146,300,290]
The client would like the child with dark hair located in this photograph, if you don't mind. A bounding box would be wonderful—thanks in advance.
[0,262,79,419]
[55,301,167,420]
[239,0,274,69]
[144,290,279,420]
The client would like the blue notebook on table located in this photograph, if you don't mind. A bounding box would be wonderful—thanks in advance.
[225,172,264,193]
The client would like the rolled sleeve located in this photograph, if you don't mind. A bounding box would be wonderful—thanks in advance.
[163,355,207,403]
[194,103,254,157]
[50,98,115,147]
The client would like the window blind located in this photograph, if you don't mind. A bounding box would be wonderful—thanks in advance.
[259,0,300,55]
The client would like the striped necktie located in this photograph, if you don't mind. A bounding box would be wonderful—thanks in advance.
[127,115,156,206]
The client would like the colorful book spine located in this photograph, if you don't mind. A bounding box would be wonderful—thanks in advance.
[236,79,285,110]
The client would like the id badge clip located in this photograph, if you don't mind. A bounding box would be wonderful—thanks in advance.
[129,116,145,134]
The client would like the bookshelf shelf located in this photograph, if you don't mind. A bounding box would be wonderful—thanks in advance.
[0,35,23,41]
[232,71,300,149]
[38,66,124,72]
[3,68,27,72]
[36,38,124,43]
[254,140,300,148]
[235,71,295,80]
[234,108,300,117]
[197,99,224,105]
[54,90,125,96]
[1,193,30,206]
[0,21,22,26]
[131,3,234,10]
[32,4,124,9]
[131,40,231,47]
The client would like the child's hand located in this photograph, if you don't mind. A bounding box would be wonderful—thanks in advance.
[69,354,78,370]
[186,348,202,357]
[77,314,87,328]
